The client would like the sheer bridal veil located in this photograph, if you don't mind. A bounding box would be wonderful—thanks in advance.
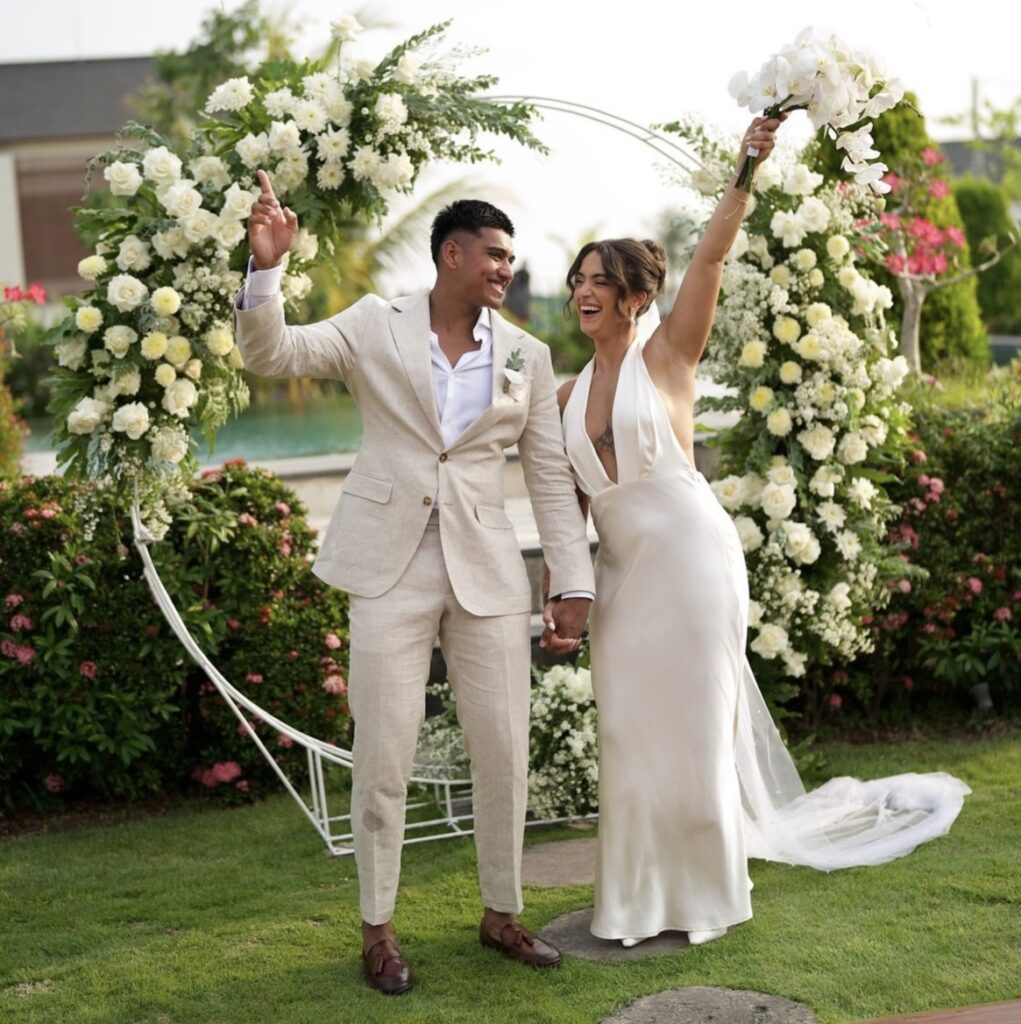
[633,303,970,871]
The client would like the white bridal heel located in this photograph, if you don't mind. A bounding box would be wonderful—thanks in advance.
[687,928,727,946]
[620,936,651,948]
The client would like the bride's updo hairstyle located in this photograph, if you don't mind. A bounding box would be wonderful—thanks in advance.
[565,238,667,320]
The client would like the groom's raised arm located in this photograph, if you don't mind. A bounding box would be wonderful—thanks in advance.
[234,169,371,381]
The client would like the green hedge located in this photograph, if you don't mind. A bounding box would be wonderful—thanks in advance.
[830,367,1021,722]
[0,462,350,813]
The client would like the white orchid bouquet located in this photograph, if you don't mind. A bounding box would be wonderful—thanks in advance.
[663,121,911,708]
[417,661,599,820]
[729,27,904,194]
[44,18,543,533]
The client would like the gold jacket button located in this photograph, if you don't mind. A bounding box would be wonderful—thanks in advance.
[422,496,433,506]
[439,453,448,463]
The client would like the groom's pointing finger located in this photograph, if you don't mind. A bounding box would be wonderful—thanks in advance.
[257,169,276,199]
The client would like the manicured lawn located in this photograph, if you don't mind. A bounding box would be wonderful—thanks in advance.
[2,735,1019,1024]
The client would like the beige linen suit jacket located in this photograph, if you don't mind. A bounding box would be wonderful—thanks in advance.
[234,288,595,616]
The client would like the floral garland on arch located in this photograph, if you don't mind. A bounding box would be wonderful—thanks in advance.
[44,18,543,536]
[664,121,912,709]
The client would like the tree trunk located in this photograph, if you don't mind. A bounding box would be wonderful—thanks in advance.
[898,280,926,375]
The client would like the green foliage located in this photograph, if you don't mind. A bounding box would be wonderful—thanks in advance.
[0,463,349,812]
[836,367,1021,721]
[0,353,25,478]
[953,176,1021,333]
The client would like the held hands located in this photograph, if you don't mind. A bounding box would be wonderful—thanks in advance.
[248,169,299,270]
[539,597,591,656]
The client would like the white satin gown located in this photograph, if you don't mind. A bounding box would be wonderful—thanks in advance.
[562,337,971,941]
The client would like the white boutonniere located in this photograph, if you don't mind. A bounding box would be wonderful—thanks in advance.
[502,348,527,403]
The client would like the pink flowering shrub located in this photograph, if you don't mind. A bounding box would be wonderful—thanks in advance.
[833,371,1021,718]
[0,462,349,812]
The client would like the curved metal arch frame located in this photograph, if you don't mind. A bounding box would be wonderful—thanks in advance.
[132,98,690,857]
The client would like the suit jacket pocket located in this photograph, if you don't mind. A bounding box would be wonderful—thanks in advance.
[342,471,393,504]
[475,502,513,529]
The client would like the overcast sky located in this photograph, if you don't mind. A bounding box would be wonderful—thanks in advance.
[3,0,1020,292]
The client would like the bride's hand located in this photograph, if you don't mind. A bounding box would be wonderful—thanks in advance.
[742,114,785,163]
[539,598,590,656]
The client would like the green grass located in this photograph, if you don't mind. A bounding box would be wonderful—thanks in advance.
[2,736,1019,1024]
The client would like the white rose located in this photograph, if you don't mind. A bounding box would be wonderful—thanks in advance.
[783,164,823,196]
[711,475,746,511]
[78,254,108,281]
[837,432,869,465]
[149,424,190,464]
[860,415,888,447]
[162,377,199,418]
[190,155,231,189]
[214,217,247,251]
[771,210,806,248]
[56,337,88,371]
[784,522,821,565]
[809,465,841,498]
[760,482,797,520]
[751,623,789,660]
[111,367,141,397]
[184,358,203,381]
[734,515,764,553]
[115,235,152,273]
[798,423,836,461]
[142,146,183,187]
[181,209,219,245]
[67,396,109,435]
[741,473,766,506]
[292,228,319,263]
[220,182,256,221]
[395,52,421,85]
[103,161,143,196]
[235,132,270,169]
[753,160,782,192]
[152,226,189,261]
[107,274,148,313]
[782,649,808,678]
[103,325,138,358]
[827,582,852,611]
[747,600,763,629]
[111,401,150,440]
[797,197,831,234]
[767,463,796,486]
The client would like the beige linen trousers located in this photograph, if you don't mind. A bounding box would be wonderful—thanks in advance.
[235,288,594,921]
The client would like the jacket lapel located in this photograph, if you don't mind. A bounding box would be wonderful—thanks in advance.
[388,289,443,442]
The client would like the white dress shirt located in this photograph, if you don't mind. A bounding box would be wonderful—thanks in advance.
[242,263,593,603]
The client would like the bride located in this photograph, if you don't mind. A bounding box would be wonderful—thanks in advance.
[546,116,970,947]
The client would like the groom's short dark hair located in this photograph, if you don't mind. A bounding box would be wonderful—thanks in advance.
[430,200,514,264]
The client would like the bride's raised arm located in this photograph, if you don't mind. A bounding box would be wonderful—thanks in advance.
[651,116,783,368]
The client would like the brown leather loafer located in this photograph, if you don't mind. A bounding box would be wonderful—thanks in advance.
[362,938,414,995]
[479,920,562,968]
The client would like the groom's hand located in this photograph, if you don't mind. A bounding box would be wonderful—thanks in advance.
[249,169,299,270]
[540,597,591,656]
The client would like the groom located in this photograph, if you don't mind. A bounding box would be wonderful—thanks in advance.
[235,171,595,994]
